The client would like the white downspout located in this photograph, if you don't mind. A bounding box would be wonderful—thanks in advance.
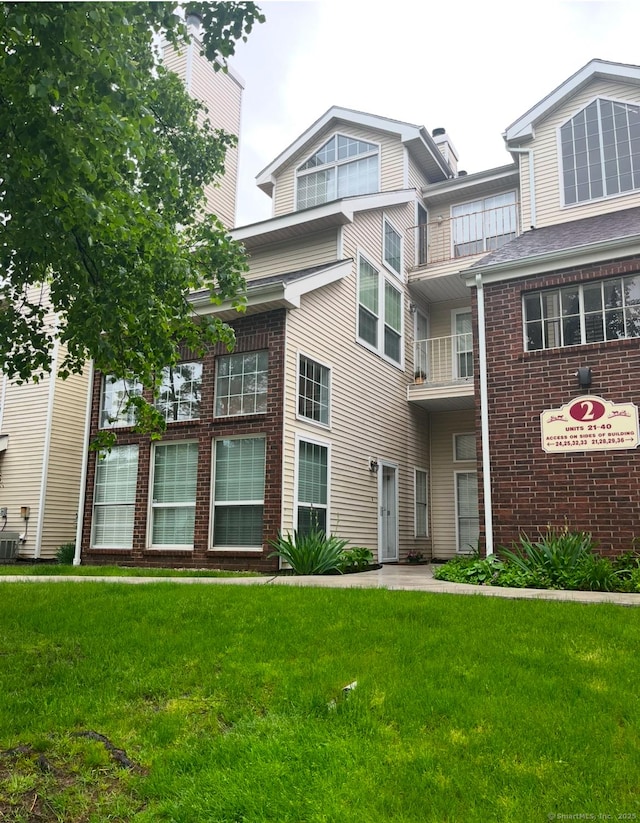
[73,360,95,566]
[475,273,494,556]
[34,336,60,559]
[510,147,536,228]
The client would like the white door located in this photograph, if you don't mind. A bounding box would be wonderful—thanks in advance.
[379,464,398,562]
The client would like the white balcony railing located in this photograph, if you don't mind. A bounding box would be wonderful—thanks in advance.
[413,203,519,267]
[414,333,473,386]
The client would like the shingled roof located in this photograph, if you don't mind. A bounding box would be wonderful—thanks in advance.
[469,206,640,270]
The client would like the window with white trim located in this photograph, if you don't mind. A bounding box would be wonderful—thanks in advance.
[296,134,379,210]
[452,192,517,258]
[91,445,138,548]
[99,375,142,428]
[215,351,268,417]
[455,471,479,552]
[560,98,640,205]
[150,442,198,547]
[415,469,428,537]
[357,254,403,365]
[155,362,202,423]
[298,355,330,426]
[213,437,265,548]
[383,218,402,276]
[297,439,328,534]
[454,433,476,462]
[524,274,640,351]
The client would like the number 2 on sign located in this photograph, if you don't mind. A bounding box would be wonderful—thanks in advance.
[569,398,605,422]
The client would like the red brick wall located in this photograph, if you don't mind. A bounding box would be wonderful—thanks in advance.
[81,310,286,571]
[475,255,640,556]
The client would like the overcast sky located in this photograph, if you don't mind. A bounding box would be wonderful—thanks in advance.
[229,1,640,227]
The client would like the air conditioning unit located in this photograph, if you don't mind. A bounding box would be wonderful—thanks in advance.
[0,532,20,561]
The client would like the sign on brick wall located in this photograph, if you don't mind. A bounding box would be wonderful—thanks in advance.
[541,395,639,453]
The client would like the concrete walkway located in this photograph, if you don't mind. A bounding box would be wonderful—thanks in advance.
[1,564,638,606]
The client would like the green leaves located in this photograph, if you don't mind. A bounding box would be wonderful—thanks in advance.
[268,530,350,575]
[0,2,263,431]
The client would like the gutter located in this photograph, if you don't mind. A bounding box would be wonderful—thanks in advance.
[74,360,95,566]
[474,272,494,557]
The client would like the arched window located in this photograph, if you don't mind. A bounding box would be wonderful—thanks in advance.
[296,134,379,209]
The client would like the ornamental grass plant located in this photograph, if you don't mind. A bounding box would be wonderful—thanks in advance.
[268,529,349,575]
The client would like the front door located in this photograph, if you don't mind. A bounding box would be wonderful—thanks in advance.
[379,463,398,562]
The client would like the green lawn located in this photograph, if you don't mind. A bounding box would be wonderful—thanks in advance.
[1,583,639,822]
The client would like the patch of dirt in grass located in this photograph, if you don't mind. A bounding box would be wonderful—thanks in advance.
[0,732,146,822]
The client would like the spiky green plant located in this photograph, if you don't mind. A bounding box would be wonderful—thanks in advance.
[268,529,349,575]
[500,527,596,588]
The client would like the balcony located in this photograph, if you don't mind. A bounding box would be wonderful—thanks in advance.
[408,334,475,411]
[413,202,519,268]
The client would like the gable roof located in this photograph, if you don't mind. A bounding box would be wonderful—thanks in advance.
[255,106,453,197]
[504,59,640,144]
[463,206,640,284]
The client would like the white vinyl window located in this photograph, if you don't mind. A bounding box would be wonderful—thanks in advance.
[99,375,143,428]
[415,469,428,537]
[455,471,479,553]
[524,274,640,351]
[383,218,402,276]
[91,445,138,549]
[560,98,640,205]
[357,254,403,365]
[297,439,328,534]
[150,442,198,548]
[454,433,476,462]
[452,192,517,258]
[213,437,265,549]
[215,351,268,417]
[155,362,202,423]
[296,133,379,209]
[298,355,330,426]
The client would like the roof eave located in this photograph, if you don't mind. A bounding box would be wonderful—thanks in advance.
[503,59,640,144]
[189,260,353,319]
[462,234,640,287]
[232,189,416,251]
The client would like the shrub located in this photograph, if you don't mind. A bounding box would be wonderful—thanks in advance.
[268,530,349,575]
[56,542,76,565]
[337,546,374,573]
[434,554,503,585]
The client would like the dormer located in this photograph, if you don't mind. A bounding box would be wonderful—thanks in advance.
[256,107,454,219]
[503,59,640,229]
